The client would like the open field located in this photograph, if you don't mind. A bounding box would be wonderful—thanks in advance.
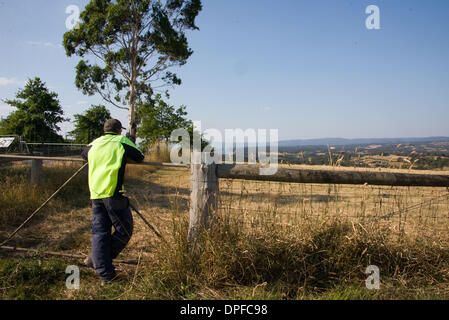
[1,161,449,299]
[278,140,449,170]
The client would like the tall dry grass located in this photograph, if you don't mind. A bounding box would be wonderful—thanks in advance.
[143,140,171,163]
[0,162,89,226]
[147,207,449,299]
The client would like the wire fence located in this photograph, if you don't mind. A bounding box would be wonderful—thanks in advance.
[0,135,86,157]
[2,158,449,262]
[218,178,449,239]
[24,143,86,157]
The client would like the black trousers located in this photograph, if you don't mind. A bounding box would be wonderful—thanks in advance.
[91,196,133,280]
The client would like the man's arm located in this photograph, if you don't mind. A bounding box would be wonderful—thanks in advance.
[121,139,144,163]
[81,145,92,161]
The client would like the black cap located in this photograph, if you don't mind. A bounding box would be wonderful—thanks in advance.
[104,119,125,133]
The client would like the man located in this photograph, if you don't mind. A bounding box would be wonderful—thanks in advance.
[81,119,144,284]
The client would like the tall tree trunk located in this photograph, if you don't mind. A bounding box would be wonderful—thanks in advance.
[127,86,137,143]
[127,38,138,143]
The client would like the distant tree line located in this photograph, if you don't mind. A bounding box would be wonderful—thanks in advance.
[0,77,194,149]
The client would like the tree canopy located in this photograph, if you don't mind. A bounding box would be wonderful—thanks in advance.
[1,78,65,143]
[69,104,111,143]
[63,0,202,142]
[136,93,190,146]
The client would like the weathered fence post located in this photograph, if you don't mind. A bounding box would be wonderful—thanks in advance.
[31,159,42,186]
[18,135,23,153]
[188,152,219,252]
[30,152,43,186]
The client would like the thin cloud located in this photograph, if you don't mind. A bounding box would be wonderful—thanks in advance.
[76,100,88,105]
[0,77,23,86]
[26,41,63,48]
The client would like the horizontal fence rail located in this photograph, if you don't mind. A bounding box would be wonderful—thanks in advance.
[0,154,189,168]
[0,154,85,162]
[24,143,87,146]
[217,164,449,187]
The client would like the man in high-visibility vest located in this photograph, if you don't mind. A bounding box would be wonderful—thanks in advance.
[81,119,144,285]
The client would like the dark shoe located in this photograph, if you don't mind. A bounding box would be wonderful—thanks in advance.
[83,255,94,269]
[100,272,118,286]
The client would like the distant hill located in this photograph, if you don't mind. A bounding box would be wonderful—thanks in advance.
[279,137,449,147]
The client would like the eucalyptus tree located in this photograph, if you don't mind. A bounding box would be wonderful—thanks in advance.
[63,0,202,142]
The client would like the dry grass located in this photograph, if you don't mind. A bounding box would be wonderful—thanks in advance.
[218,178,449,242]
[276,162,449,175]
[143,141,172,163]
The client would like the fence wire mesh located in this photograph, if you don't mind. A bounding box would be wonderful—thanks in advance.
[25,143,86,157]
[218,178,449,239]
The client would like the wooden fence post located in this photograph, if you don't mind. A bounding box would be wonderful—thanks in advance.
[31,152,43,186]
[31,159,42,186]
[18,136,23,153]
[188,152,219,252]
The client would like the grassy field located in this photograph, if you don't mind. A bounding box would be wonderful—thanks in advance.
[1,161,449,299]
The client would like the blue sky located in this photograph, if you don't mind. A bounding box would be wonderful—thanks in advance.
[0,0,448,140]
